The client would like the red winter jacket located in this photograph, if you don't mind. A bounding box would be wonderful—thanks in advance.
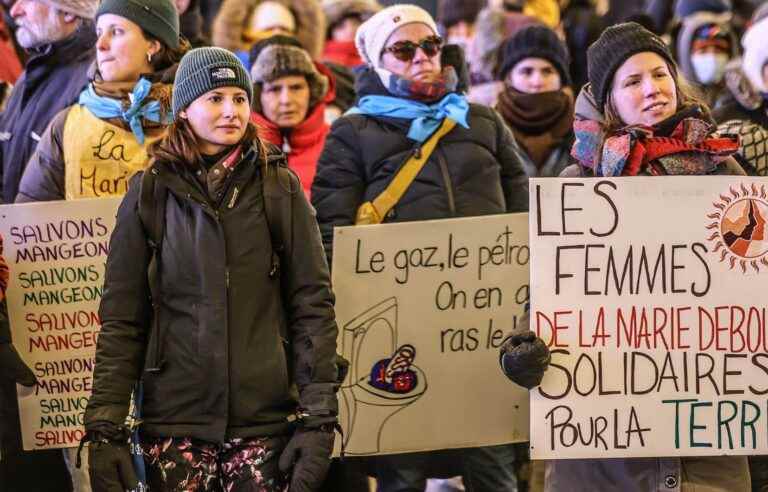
[0,17,21,84]
[322,40,363,69]
[252,63,336,198]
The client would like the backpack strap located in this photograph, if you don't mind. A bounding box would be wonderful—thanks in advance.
[261,142,296,278]
[138,167,167,373]
[260,142,297,341]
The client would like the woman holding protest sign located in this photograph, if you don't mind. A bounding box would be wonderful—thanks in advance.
[12,1,186,489]
[499,21,751,492]
[311,4,530,491]
[15,0,188,203]
[83,46,340,492]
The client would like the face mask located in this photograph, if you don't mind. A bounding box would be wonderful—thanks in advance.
[690,52,729,85]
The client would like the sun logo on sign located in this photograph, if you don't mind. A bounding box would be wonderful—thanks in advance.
[706,183,768,273]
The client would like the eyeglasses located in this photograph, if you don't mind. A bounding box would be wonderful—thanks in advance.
[382,35,443,62]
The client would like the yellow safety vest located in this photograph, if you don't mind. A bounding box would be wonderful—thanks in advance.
[63,104,163,200]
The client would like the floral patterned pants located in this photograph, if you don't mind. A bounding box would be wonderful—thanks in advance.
[141,436,289,492]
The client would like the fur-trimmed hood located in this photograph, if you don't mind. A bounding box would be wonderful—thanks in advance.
[468,6,542,84]
[322,0,381,33]
[212,0,325,59]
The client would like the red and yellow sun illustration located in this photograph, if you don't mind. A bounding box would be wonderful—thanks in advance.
[707,183,768,273]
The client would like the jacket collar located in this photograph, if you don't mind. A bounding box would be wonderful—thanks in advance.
[153,141,262,209]
[252,101,329,151]
[25,20,96,71]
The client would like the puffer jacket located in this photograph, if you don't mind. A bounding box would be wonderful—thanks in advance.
[544,85,751,492]
[0,22,95,203]
[310,67,531,264]
[85,140,339,442]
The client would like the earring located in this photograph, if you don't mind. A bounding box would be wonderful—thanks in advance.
[147,52,153,63]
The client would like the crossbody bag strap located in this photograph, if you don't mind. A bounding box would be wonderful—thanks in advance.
[356,117,457,225]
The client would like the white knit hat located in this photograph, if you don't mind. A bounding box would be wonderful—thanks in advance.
[354,3,438,69]
[742,16,768,93]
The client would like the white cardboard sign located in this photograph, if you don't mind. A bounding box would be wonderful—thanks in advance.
[331,214,530,456]
[529,176,768,459]
[0,198,121,450]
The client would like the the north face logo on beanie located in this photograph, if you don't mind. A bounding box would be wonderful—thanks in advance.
[210,67,237,81]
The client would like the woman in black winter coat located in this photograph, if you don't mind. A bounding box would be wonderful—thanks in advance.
[84,47,339,492]
[500,22,749,492]
[311,5,530,261]
[311,4,529,491]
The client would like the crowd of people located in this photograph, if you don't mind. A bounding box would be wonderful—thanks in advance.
[0,0,767,491]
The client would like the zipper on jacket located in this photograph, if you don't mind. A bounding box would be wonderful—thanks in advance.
[436,149,456,216]
[227,186,240,209]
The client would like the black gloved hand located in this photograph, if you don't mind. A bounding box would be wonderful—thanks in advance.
[0,342,37,386]
[499,311,551,389]
[279,426,335,492]
[86,421,138,492]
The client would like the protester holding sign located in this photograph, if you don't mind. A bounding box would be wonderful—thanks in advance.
[16,0,189,204]
[500,21,751,492]
[83,47,339,492]
[495,24,574,178]
[312,4,529,490]
[12,2,185,489]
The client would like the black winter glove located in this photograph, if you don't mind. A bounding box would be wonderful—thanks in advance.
[279,427,335,492]
[0,342,36,386]
[86,421,138,492]
[499,310,551,389]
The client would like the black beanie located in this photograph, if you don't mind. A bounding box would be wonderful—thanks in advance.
[587,22,676,110]
[438,0,485,29]
[497,25,571,86]
[172,47,252,116]
[97,0,180,49]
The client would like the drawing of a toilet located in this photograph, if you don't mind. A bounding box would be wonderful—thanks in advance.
[340,297,428,455]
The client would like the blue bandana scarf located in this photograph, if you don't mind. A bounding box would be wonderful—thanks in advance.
[347,92,470,143]
[78,78,172,144]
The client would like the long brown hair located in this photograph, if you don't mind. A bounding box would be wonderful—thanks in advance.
[148,36,192,73]
[601,60,708,136]
[139,34,192,118]
[149,119,259,167]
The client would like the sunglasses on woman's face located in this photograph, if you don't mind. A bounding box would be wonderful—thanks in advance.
[382,35,443,62]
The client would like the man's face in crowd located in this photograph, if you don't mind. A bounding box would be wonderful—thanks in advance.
[10,0,75,49]
[508,57,562,94]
